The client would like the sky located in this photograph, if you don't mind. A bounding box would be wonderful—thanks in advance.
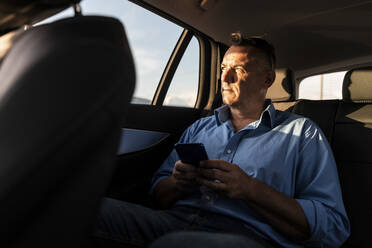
[39,0,344,104]
[40,0,199,106]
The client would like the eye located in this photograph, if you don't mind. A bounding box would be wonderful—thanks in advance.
[235,67,246,74]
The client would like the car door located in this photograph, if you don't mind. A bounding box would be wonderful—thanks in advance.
[101,1,220,205]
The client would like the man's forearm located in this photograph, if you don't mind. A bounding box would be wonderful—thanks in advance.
[243,177,310,241]
[198,160,311,241]
[152,176,185,209]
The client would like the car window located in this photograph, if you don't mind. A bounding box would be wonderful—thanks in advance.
[163,36,199,107]
[298,71,346,100]
[37,0,200,106]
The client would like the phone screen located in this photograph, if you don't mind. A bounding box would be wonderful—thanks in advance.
[174,143,209,166]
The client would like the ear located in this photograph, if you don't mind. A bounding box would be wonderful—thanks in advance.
[264,70,276,88]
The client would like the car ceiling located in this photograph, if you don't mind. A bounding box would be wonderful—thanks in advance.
[0,0,79,34]
[143,0,372,78]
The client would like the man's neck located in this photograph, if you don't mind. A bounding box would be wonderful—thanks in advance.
[229,100,266,132]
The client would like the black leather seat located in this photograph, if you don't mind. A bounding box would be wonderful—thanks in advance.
[292,99,339,143]
[334,68,372,248]
[0,16,135,247]
[288,68,372,247]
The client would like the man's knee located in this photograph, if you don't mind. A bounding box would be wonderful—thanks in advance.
[96,198,124,226]
[91,198,152,247]
[149,231,269,248]
[94,198,165,239]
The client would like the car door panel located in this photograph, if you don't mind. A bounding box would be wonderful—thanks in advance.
[117,128,170,155]
[107,104,203,205]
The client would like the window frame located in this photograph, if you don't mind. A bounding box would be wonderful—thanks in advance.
[152,29,197,106]
[130,0,217,110]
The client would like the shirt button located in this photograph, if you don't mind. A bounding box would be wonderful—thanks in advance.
[226,149,232,154]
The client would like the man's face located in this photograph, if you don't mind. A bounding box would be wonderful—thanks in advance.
[221,45,273,107]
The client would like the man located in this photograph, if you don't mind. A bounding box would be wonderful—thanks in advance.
[91,35,350,248]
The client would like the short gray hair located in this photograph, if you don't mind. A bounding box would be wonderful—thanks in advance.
[230,32,276,70]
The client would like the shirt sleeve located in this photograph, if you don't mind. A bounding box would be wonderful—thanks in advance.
[149,120,200,195]
[295,121,350,247]
[148,149,179,196]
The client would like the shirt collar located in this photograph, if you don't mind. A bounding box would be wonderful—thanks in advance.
[214,99,276,129]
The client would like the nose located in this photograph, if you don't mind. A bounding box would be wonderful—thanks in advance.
[221,67,235,84]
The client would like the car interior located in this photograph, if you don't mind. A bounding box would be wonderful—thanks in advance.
[0,0,371,247]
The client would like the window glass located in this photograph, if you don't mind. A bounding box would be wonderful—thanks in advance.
[37,0,184,105]
[298,71,346,100]
[35,8,74,23]
[164,37,199,107]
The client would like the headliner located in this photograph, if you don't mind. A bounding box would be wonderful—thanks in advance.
[143,0,372,78]
[0,0,79,34]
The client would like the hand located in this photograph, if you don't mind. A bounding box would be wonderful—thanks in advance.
[198,160,311,241]
[172,160,200,194]
[197,159,252,199]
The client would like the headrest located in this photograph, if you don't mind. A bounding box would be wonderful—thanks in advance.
[266,68,294,102]
[343,67,372,102]
[39,15,127,47]
[0,28,24,64]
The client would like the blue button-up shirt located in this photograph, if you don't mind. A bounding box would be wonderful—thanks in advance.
[151,101,350,247]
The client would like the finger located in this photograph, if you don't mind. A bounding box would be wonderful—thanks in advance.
[175,180,198,193]
[175,161,197,173]
[198,177,226,191]
[175,171,198,181]
[199,159,231,172]
[176,178,190,186]
[176,179,199,192]
[177,178,198,186]
[198,168,226,182]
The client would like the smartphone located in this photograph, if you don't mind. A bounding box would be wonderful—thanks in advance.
[174,143,209,166]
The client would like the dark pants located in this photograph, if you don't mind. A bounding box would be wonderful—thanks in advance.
[88,198,276,248]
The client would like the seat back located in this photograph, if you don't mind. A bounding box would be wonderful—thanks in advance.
[0,16,135,247]
[334,68,372,247]
[267,68,297,111]
[287,69,372,247]
[292,99,339,143]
